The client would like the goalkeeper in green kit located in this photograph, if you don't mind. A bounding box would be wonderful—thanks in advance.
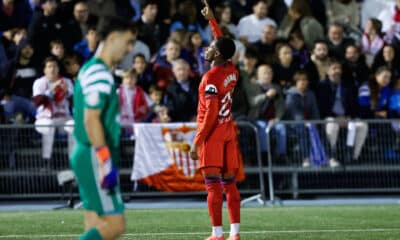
[70,16,136,240]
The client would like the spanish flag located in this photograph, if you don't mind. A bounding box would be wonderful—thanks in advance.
[131,123,245,192]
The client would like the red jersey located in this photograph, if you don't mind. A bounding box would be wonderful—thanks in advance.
[193,19,239,146]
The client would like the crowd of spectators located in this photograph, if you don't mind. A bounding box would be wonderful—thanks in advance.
[1,0,400,166]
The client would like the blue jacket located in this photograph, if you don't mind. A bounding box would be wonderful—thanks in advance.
[358,83,392,118]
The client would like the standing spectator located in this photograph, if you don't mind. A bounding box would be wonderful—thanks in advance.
[273,43,299,93]
[278,0,324,50]
[362,18,384,66]
[136,0,163,55]
[153,39,181,89]
[326,22,355,60]
[118,69,153,127]
[1,39,39,98]
[27,0,65,62]
[371,44,400,81]
[132,53,155,93]
[285,70,320,166]
[250,24,277,64]
[342,43,370,90]
[64,1,92,52]
[0,0,33,33]
[73,25,99,63]
[32,56,74,169]
[237,0,277,44]
[246,64,286,160]
[164,59,199,122]
[309,40,330,82]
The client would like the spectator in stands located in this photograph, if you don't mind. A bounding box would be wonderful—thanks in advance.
[377,0,400,46]
[239,47,259,85]
[136,0,163,55]
[371,44,400,81]
[184,30,207,76]
[0,0,33,33]
[147,85,171,123]
[342,43,370,90]
[251,23,277,64]
[390,76,400,118]
[246,64,286,160]
[278,0,324,50]
[205,2,238,43]
[1,38,39,99]
[64,1,92,52]
[153,39,181,89]
[28,0,65,62]
[63,53,81,82]
[325,0,360,34]
[289,31,309,68]
[237,0,277,44]
[49,39,64,61]
[228,0,254,24]
[362,18,384,66]
[170,0,208,42]
[309,40,330,82]
[285,70,320,166]
[118,69,153,130]
[326,22,355,60]
[133,53,155,93]
[273,43,299,94]
[86,0,116,17]
[32,56,74,169]
[318,59,367,164]
[73,24,98,62]
[164,59,199,122]
[358,66,392,119]
[119,31,150,70]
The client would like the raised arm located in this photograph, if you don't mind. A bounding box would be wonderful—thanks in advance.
[201,0,222,39]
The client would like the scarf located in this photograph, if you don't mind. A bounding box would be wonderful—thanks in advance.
[118,85,149,123]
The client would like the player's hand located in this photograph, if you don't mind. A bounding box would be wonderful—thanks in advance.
[96,146,118,190]
[190,144,199,160]
[201,0,214,20]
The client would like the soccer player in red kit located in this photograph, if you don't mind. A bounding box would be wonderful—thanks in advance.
[190,1,241,240]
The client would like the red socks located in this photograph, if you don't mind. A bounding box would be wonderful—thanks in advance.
[205,176,223,226]
[223,178,241,224]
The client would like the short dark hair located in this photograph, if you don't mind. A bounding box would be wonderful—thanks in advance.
[141,0,158,11]
[96,16,136,41]
[215,37,236,60]
[312,39,328,50]
[43,55,59,68]
[326,58,342,68]
[133,53,146,62]
[293,70,309,82]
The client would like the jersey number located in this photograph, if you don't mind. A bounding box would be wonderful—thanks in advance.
[219,91,233,117]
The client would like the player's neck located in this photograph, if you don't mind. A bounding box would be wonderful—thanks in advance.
[95,43,114,68]
[211,59,225,67]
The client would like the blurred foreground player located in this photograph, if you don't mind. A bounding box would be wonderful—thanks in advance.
[190,1,241,240]
[70,16,135,240]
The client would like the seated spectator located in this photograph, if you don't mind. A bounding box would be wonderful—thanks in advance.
[170,0,208,43]
[362,18,384,66]
[273,43,299,94]
[342,43,370,90]
[28,0,66,63]
[326,22,355,60]
[278,0,324,50]
[371,44,400,81]
[246,64,286,161]
[73,25,98,63]
[289,31,310,68]
[237,0,277,44]
[63,53,81,82]
[132,54,155,93]
[1,39,39,99]
[309,40,330,82]
[118,69,153,136]
[147,85,171,123]
[318,59,367,164]
[285,70,320,166]
[250,23,277,64]
[205,2,238,43]
[32,56,74,169]
[164,59,199,122]
[0,0,32,33]
[153,39,181,89]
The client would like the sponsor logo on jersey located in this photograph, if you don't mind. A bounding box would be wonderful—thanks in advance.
[205,84,218,95]
[223,73,236,87]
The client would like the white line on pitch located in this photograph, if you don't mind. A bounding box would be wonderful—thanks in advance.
[1,228,400,238]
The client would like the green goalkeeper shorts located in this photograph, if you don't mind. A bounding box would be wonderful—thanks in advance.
[70,143,124,216]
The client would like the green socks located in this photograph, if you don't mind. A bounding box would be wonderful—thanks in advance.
[80,228,103,240]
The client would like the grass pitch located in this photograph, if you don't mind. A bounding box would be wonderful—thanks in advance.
[0,205,400,239]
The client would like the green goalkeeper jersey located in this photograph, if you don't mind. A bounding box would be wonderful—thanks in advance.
[73,57,120,148]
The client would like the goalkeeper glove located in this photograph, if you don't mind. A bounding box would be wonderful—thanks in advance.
[95,146,118,190]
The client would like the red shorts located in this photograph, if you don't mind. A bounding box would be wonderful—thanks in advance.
[198,123,239,173]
